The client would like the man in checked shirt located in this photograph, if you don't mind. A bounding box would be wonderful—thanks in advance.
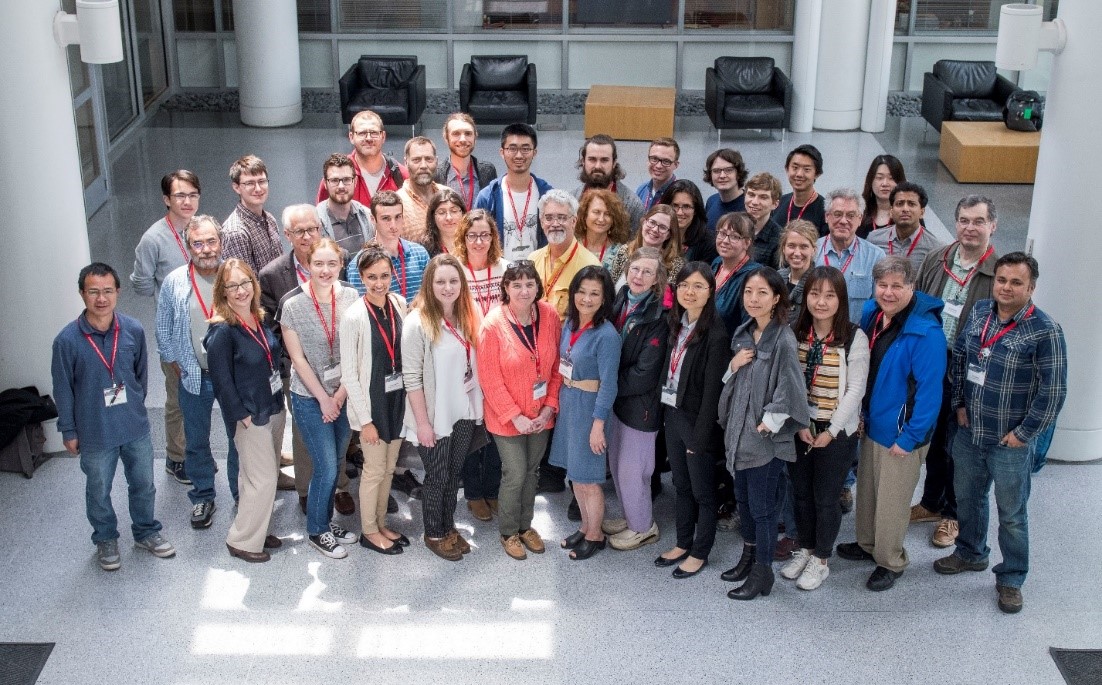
[935,252,1067,615]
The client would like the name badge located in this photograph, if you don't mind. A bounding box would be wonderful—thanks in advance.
[558,359,574,381]
[532,380,547,400]
[967,363,986,387]
[103,383,127,407]
[385,372,403,393]
[660,384,678,407]
[323,362,341,383]
[463,366,476,394]
[269,371,283,394]
[943,301,964,319]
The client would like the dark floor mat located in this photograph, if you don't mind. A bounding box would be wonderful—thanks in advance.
[1050,647,1102,685]
[0,643,54,685]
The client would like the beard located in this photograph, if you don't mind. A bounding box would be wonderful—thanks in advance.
[579,168,612,188]
[193,255,220,271]
[544,227,568,245]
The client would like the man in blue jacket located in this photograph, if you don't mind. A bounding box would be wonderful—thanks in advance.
[473,123,553,262]
[836,255,946,591]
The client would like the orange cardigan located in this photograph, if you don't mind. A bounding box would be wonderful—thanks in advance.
[476,300,563,436]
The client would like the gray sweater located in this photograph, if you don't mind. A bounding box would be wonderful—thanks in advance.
[130,217,189,297]
[717,319,810,472]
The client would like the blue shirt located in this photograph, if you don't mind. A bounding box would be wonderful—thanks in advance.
[815,236,886,324]
[705,193,746,231]
[51,312,150,452]
[635,177,676,211]
[346,238,429,305]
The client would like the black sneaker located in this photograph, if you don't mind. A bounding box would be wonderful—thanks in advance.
[190,501,216,529]
[166,460,191,485]
[387,494,399,514]
[309,531,348,559]
[392,471,424,500]
[328,521,357,545]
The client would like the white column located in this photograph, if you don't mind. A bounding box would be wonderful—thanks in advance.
[234,0,302,127]
[0,2,93,450]
[860,0,896,132]
[790,0,823,133]
[813,0,871,130]
[1025,0,1101,461]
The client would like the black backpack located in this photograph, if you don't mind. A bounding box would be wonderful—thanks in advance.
[0,386,57,450]
[1005,90,1044,132]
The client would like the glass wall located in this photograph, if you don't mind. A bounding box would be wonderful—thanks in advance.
[895,0,1059,34]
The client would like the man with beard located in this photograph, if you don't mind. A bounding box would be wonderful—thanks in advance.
[867,181,943,270]
[475,123,553,262]
[316,153,375,254]
[318,110,407,207]
[396,137,450,246]
[221,155,283,276]
[572,134,645,233]
[434,112,497,210]
[529,189,600,321]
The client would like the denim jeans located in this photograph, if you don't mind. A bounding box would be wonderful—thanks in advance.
[291,392,351,536]
[1030,424,1055,473]
[775,467,798,540]
[80,434,162,544]
[952,427,1032,589]
[179,372,239,504]
[734,457,785,565]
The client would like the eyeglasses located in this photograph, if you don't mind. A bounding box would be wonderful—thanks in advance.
[503,145,535,156]
[643,218,671,234]
[627,265,656,278]
[542,213,572,226]
[710,165,736,177]
[956,217,991,228]
[671,203,694,213]
[237,179,268,190]
[84,288,117,298]
[288,226,320,238]
[353,129,384,140]
[434,207,464,219]
[466,232,493,243]
[716,231,746,243]
[326,176,355,186]
[828,210,860,221]
[190,238,219,251]
[223,280,253,293]
[648,155,676,168]
[676,282,709,293]
[170,193,200,202]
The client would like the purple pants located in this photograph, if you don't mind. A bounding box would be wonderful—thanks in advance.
[607,414,657,533]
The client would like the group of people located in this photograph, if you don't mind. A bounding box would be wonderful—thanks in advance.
[51,108,1066,615]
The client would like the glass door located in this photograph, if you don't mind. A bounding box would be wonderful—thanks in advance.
[63,0,110,217]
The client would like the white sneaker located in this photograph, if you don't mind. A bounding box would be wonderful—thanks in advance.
[780,547,812,579]
[796,556,830,590]
[602,518,629,535]
[135,532,176,558]
[310,532,348,559]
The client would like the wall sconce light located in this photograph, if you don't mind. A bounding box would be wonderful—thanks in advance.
[53,0,124,64]
[996,3,1066,71]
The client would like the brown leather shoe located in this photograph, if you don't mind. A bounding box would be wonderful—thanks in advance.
[264,535,282,549]
[334,491,356,516]
[467,498,492,521]
[276,471,296,491]
[501,534,527,560]
[909,503,940,523]
[931,518,959,548]
[448,529,471,554]
[997,585,1023,614]
[486,498,499,515]
[519,528,545,554]
[227,544,270,563]
[425,534,462,561]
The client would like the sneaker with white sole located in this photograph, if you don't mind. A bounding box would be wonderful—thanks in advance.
[796,556,830,590]
[328,522,357,545]
[165,459,191,485]
[96,540,121,571]
[780,547,812,579]
[190,501,216,529]
[931,518,959,548]
[310,531,348,559]
[609,522,660,550]
[135,533,176,558]
[601,518,629,535]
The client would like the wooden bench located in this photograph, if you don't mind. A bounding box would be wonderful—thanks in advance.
[584,85,675,141]
[938,121,1041,184]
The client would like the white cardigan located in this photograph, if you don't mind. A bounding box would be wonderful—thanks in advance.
[339,292,407,430]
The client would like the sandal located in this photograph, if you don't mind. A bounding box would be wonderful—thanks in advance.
[561,530,585,549]
[569,537,606,560]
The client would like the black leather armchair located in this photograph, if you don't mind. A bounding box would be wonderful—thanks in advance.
[705,57,792,139]
[339,55,426,134]
[921,60,1018,132]
[460,55,538,125]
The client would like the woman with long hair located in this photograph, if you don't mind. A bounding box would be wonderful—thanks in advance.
[777,220,820,324]
[858,155,906,239]
[575,188,631,271]
[454,208,510,319]
[424,189,467,256]
[608,204,684,286]
[659,179,717,265]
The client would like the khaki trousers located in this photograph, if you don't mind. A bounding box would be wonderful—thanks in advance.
[358,437,402,534]
[286,385,348,497]
[226,410,286,553]
[161,360,185,463]
[855,439,928,573]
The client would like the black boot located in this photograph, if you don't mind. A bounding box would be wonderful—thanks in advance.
[727,563,774,601]
[720,544,756,582]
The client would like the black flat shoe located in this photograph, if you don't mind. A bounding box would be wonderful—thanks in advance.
[837,542,875,562]
[654,550,690,568]
[386,532,411,547]
[360,534,403,555]
[866,566,903,592]
[569,537,606,560]
[561,530,585,549]
[672,559,707,579]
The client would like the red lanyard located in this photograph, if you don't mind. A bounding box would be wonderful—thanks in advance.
[715,254,749,292]
[294,259,310,284]
[365,296,398,372]
[506,305,540,369]
[943,243,994,288]
[669,328,694,376]
[466,263,494,316]
[820,239,858,274]
[506,178,533,237]
[584,237,608,263]
[443,317,472,369]
[616,298,644,331]
[805,329,834,389]
[460,163,477,209]
[308,284,338,358]
[888,226,924,257]
[394,241,408,299]
[979,305,1034,359]
[189,264,212,319]
[82,315,120,382]
[566,321,593,358]
[544,241,579,294]
[786,191,818,224]
[240,317,274,372]
[165,216,188,261]
[868,311,887,349]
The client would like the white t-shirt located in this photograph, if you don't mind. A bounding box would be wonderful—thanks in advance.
[500,181,540,262]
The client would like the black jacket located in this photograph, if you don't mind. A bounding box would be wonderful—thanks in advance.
[612,290,670,432]
[666,315,732,453]
[434,155,499,200]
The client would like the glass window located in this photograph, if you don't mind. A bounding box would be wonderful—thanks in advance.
[903,0,1057,34]
[570,0,675,28]
[476,0,560,29]
[339,0,447,32]
[74,101,101,190]
[174,0,217,31]
[298,0,332,32]
[135,0,169,106]
[685,0,793,31]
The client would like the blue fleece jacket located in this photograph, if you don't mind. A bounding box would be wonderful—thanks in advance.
[473,174,553,249]
[860,291,947,452]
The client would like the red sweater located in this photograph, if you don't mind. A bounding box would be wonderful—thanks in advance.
[476,301,563,436]
[316,152,408,207]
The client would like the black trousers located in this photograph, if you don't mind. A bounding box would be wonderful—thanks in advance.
[919,368,957,520]
[790,424,859,559]
[665,407,718,560]
[419,419,476,538]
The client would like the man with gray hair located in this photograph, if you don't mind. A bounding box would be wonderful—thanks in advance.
[835,255,947,592]
[815,188,886,323]
[529,189,599,322]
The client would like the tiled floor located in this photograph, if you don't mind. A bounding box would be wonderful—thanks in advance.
[3,112,1090,685]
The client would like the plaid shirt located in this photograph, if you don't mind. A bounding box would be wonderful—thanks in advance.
[221,202,284,275]
[951,299,1067,446]
[345,238,429,305]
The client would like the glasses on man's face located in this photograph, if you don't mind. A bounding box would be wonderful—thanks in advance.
[648,155,676,168]
[503,145,535,156]
[627,265,656,278]
[353,129,383,140]
[543,214,572,226]
[84,288,117,299]
[170,193,200,202]
[288,226,320,239]
[710,165,736,177]
[828,210,860,222]
[715,231,745,243]
[223,280,253,293]
[238,179,268,191]
[643,218,671,234]
[326,176,355,186]
[676,282,709,293]
[466,232,493,243]
[956,217,990,228]
[190,238,219,251]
